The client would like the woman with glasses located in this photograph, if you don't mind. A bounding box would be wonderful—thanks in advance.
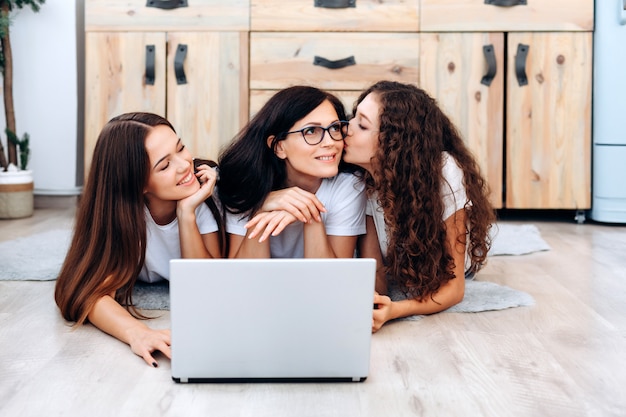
[217,85,366,258]
[55,112,224,367]
[343,81,495,331]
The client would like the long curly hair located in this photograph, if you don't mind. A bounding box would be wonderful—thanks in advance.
[354,81,495,300]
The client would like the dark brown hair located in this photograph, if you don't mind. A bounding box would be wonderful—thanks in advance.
[54,112,224,325]
[354,81,495,300]
[218,85,347,215]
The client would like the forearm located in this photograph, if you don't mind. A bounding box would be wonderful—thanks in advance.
[228,233,271,258]
[178,213,213,258]
[388,277,465,318]
[87,295,148,346]
[302,221,335,258]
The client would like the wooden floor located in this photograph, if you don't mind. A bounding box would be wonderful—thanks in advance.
[1,204,626,417]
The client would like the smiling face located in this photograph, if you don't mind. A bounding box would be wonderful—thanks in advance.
[273,99,345,192]
[343,92,381,174]
[143,124,198,203]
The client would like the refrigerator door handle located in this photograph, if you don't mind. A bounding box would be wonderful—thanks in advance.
[620,0,626,25]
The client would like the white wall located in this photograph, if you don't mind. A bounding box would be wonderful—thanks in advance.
[0,0,82,195]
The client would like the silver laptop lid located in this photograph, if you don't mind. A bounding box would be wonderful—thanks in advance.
[170,258,376,383]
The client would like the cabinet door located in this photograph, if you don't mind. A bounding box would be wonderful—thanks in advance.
[166,32,249,161]
[84,32,167,174]
[419,33,505,208]
[506,32,592,209]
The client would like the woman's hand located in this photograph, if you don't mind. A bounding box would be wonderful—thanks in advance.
[372,292,393,333]
[126,325,172,367]
[245,210,298,242]
[88,295,172,367]
[177,164,218,215]
[261,187,326,223]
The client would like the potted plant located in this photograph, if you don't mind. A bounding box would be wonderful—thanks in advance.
[0,0,45,219]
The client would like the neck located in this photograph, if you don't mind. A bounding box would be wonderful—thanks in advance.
[145,198,177,225]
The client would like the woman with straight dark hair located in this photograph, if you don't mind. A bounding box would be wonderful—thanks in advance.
[343,81,495,331]
[55,112,223,366]
[218,85,366,258]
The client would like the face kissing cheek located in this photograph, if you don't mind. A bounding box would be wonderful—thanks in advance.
[343,93,380,171]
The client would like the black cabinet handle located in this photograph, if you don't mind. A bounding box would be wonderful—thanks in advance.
[145,45,155,85]
[314,0,356,9]
[514,43,529,87]
[146,0,188,9]
[174,44,187,85]
[480,44,497,86]
[484,0,526,6]
[313,55,356,70]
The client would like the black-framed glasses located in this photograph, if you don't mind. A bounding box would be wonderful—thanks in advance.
[283,120,350,145]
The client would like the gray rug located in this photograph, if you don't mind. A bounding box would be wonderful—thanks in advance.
[489,223,551,256]
[0,223,545,311]
[391,280,534,322]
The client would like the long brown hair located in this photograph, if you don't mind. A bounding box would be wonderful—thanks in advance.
[54,112,224,325]
[354,81,495,300]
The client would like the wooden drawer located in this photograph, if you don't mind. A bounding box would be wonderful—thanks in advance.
[250,32,419,91]
[251,0,419,32]
[421,0,593,32]
[250,90,362,118]
[86,0,250,31]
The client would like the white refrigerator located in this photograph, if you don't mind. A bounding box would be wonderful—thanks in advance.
[591,0,626,222]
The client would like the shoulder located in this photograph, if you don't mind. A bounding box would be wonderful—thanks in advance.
[441,152,464,184]
[322,172,365,192]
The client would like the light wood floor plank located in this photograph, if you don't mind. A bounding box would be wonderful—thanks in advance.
[1,207,626,416]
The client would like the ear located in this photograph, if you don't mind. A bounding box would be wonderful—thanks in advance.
[267,135,287,160]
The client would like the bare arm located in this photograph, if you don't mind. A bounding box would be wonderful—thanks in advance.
[246,188,326,241]
[302,220,357,258]
[357,215,387,294]
[178,165,220,258]
[87,294,171,367]
[228,231,271,258]
[260,187,326,223]
[372,208,467,332]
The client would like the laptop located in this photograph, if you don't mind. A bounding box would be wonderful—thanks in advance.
[169,258,376,383]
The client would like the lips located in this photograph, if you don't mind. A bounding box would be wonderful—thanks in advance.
[315,154,336,162]
[177,171,194,186]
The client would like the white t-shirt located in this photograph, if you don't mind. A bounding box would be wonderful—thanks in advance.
[226,172,367,258]
[138,203,219,283]
[367,152,468,258]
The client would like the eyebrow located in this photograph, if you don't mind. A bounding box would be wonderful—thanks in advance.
[153,138,181,169]
[358,111,372,123]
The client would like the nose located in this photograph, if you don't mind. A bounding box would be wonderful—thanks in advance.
[345,120,355,137]
[174,154,191,172]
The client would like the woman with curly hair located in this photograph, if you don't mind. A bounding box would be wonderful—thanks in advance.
[55,112,224,366]
[342,81,495,331]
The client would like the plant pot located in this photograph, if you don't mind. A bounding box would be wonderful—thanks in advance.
[0,169,34,219]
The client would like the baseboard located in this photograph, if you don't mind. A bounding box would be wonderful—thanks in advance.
[34,195,79,209]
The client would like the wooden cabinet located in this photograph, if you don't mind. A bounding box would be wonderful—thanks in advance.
[420,0,593,32]
[249,0,419,117]
[250,0,419,32]
[419,32,505,208]
[505,32,592,209]
[83,0,250,175]
[85,0,594,210]
[419,0,593,209]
